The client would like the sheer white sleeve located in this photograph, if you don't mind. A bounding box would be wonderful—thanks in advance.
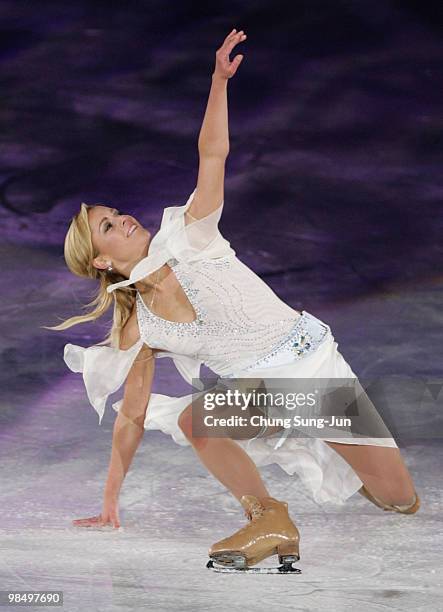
[63,338,144,424]
[158,187,235,262]
[106,188,235,295]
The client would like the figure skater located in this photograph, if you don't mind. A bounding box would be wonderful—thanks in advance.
[47,29,420,573]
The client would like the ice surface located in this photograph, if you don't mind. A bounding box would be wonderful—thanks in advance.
[1,1,442,608]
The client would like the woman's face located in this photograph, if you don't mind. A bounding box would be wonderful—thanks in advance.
[88,205,151,274]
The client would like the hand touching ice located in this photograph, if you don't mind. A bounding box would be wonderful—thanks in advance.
[72,497,121,529]
[213,28,247,80]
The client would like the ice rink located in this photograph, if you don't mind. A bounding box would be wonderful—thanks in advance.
[0,244,441,611]
[1,1,442,609]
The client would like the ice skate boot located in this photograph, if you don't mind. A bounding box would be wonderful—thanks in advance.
[207,495,301,574]
[358,485,420,514]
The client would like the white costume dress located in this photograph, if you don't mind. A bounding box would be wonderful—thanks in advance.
[64,189,398,506]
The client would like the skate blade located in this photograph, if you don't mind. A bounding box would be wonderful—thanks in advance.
[206,559,301,574]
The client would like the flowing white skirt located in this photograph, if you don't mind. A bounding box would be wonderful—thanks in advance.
[118,313,398,506]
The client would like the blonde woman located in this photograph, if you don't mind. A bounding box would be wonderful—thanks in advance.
[48,29,419,573]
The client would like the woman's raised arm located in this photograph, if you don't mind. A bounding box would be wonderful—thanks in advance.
[186,28,247,223]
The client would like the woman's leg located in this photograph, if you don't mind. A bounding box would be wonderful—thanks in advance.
[178,395,417,508]
[178,404,271,502]
[324,441,417,506]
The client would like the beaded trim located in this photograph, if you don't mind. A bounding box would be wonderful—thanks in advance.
[198,256,232,271]
[135,258,204,339]
[135,258,314,368]
[241,311,331,372]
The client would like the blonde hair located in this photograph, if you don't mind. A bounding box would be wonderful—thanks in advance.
[42,202,135,348]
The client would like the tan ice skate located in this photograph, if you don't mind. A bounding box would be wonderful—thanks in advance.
[207,495,301,574]
[358,485,420,514]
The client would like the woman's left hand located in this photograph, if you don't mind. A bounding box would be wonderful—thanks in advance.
[213,28,247,80]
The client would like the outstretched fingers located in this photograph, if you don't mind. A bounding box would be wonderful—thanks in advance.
[72,515,103,527]
[72,514,120,529]
[221,29,247,56]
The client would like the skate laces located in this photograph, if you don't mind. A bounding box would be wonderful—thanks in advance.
[241,495,265,522]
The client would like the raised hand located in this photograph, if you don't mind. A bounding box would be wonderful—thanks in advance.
[213,28,247,80]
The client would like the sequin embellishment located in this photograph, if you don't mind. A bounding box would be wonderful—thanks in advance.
[198,256,232,271]
[292,332,312,356]
[240,312,330,372]
[135,257,311,375]
[136,258,204,338]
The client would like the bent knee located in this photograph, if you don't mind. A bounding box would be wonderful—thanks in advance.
[398,491,421,514]
[178,406,194,439]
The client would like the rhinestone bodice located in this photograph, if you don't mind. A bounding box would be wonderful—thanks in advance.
[136,255,302,376]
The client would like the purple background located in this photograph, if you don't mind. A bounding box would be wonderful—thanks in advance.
[0,3,442,609]
[1,0,441,430]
